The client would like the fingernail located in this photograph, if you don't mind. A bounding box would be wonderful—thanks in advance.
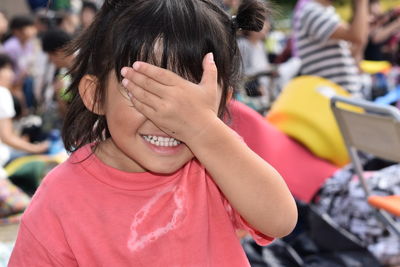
[122,78,128,87]
[208,53,214,63]
[133,62,140,70]
[121,67,128,77]
[127,91,133,98]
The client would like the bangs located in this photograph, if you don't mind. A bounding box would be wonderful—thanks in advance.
[111,0,227,85]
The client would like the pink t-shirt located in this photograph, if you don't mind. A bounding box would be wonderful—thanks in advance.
[9,144,272,266]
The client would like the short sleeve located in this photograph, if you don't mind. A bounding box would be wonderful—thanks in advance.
[223,198,274,246]
[301,4,340,42]
[8,222,77,267]
[9,181,79,267]
[0,87,15,119]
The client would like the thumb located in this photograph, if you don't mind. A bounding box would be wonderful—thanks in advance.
[200,53,218,88]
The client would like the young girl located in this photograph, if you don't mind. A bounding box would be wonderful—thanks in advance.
[9,0,297,266]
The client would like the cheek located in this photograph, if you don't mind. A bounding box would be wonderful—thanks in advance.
[106,94,145,135]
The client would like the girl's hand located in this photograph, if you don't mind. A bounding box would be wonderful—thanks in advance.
[120,53,219,144]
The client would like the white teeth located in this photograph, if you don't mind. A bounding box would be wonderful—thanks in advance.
[142,135,181,147]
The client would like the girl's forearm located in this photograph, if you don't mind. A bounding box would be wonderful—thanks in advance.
[187,116,297,238]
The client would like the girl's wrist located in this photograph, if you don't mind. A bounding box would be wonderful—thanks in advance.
[183,112,227,152]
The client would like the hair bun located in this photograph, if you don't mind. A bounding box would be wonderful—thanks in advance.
[235,0,268,32]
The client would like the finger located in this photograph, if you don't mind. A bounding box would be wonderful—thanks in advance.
[123,80,162,110]
[199,53,218,89]
[130,96,156,119]
[121,67,165,97]
[131,62,181,87]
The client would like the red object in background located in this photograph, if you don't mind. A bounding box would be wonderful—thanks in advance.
[229,101,338,203]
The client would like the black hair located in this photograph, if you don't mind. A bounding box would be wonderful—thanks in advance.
[63,0,268,152]
[41,29,72,52]
[9,16,35,31]
[0,53,14,69]
[81,1,99,13]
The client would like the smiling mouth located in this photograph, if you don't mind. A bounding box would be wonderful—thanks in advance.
[141,135,182,147]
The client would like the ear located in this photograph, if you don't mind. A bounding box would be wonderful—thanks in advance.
[79,74,104,115]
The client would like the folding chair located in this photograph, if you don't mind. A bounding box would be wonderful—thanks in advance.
[331,95,400,237]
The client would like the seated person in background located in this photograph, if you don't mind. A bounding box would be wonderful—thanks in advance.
[34,9,57,36]
[3,15,38,111]
[365,0,400,63]
[80,1,98,30]
[294,0,369,97]
[41,29,73,70]
[56,11,80,36]
[0,54,48,167]
[237,19,271,98]
[41,29,73,116]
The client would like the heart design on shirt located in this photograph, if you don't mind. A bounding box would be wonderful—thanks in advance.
[127,184,186,252]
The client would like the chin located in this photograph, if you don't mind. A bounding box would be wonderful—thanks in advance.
[145,161,189,175]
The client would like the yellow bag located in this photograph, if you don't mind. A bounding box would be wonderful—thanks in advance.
[266,76,351,166]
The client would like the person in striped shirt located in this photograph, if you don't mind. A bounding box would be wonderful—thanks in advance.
[294,0,369,97]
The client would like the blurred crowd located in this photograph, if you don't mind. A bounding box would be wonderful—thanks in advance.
[0,0,101,170]
[229,0,400,113]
